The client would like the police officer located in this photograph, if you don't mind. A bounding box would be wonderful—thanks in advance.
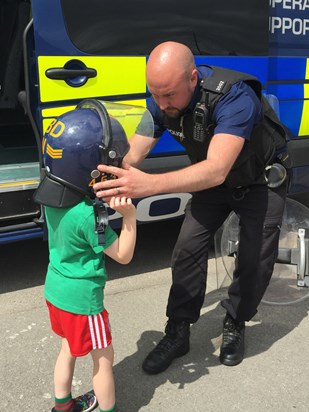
[94,41,288,373]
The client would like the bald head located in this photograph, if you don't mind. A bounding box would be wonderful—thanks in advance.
[147,42,195,86]
[146,42,198,117]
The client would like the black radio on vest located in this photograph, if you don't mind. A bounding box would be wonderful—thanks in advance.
[193,87,210,143]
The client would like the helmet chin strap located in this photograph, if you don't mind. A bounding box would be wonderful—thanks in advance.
[76,99,113,245]
[92,197,109,245]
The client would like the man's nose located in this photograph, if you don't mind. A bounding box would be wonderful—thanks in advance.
[156,97,169,111]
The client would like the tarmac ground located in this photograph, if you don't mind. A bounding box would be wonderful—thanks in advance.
[1,221,309,411]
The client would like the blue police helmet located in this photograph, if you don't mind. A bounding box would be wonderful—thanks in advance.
[34,100,129,207]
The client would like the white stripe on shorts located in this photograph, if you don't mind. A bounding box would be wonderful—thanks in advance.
[93,315,102,348]
[88,315,97,350]
[98,312,107,348]
[88,313,108,350]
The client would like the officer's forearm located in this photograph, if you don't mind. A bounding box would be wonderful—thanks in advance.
[150,160,227,194]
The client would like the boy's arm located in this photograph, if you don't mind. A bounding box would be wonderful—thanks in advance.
[104,197,137,264]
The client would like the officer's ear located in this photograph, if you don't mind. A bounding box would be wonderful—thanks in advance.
[191,68,198,87]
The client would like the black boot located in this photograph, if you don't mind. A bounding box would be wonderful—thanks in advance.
[142,319,190,374]
[219,313,245,366]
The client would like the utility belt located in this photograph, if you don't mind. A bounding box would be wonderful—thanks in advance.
[230,165,290,201]
[265,149,292,189]
[222,140,292,191]
[228,166,290,202]
[221,153,291,205]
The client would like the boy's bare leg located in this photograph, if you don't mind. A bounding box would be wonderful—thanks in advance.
[54,338,76,398]
[91,344,116,411]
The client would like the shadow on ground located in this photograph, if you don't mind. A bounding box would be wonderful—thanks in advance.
[113,286,309,411]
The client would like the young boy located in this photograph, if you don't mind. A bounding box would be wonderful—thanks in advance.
[45,195,136,412]
[34,101,137,412]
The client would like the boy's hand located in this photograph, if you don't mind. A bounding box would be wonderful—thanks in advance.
[108,196,136,217]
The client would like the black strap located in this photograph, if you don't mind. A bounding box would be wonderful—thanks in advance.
[198,65,262,105]
[93,197,109,245]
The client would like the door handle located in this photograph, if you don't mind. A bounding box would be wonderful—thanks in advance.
[45,67,97,80]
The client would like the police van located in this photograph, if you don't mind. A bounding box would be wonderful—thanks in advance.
[1,0,309,244]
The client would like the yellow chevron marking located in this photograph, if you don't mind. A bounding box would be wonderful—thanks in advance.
[46,144,63,159]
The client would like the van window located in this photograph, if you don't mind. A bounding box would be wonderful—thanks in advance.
[61,0,269,56]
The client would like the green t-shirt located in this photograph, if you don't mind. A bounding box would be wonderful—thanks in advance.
[44,198,118,315]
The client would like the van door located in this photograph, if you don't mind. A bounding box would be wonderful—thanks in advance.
[0,0,42,244]
[26,0,269,227]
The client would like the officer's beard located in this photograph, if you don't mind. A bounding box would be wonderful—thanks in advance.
[162,107,184,119]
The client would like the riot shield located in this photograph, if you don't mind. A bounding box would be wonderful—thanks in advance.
[216,198,309,305]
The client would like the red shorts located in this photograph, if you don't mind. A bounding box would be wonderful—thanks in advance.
[46,301,112,357]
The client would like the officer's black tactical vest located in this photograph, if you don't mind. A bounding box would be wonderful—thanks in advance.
[164,65,292,188]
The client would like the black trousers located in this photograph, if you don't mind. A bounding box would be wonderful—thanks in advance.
[166,182,287,323]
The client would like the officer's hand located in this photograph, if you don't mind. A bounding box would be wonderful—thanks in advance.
[94,162,154,201]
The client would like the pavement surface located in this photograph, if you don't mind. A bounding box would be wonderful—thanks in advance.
[1,228,309,411]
